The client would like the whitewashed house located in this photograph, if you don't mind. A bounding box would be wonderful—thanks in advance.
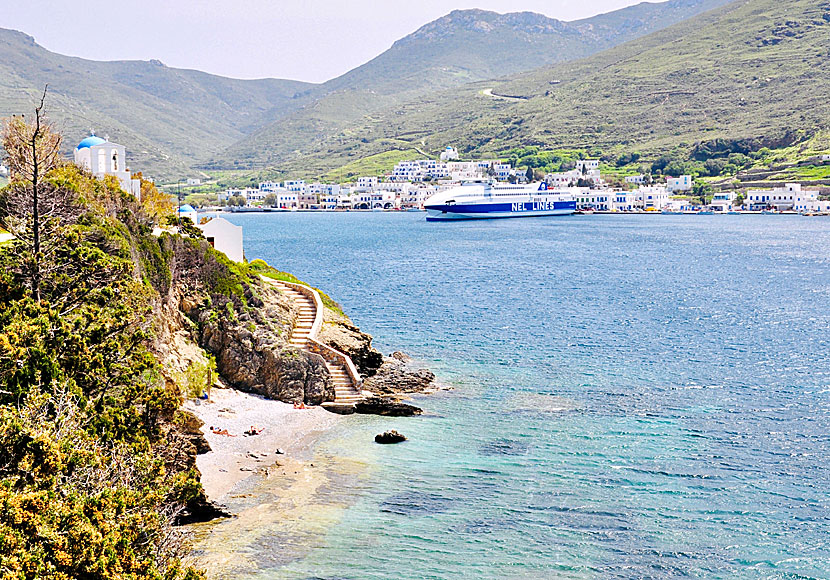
[637,186,670,210]
[0,164,8,176]
[710,191,736,212]
[576,159,600,172]
[613,191,640,211]
[186,178,201,186]
[356,176,379,191]
[666,175,693,192]
[74,132,141,199]
[625,174,647,185]
[746,183,815,211]
[198,217,243,263]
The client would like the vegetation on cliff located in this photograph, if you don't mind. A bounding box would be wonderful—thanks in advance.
[0,105,208,578]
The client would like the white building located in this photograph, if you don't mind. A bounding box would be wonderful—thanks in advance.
[820,154,830,161]
[547,168,602,187]
[0,164,8,176]
[276,191,298,209]
[399,187,432,209]
[371,191,397,209]
[259,181,282,193]
[666,175,693,192]
[220,188,262,204]
[574,189,611,211]
[198,217,243,263]
[637,186,670,210]
[356,176,379,191]
[613,191,640,212]
[74,132,141,199]
[625,174,647,185]
[177,204,198,224]
[492,163,511,181]
[440,146,459,162]
[746,183,820,211]
[576,159,600,172]
[391,161,424,182]
[710,191,736,212]
[186,178,201,186]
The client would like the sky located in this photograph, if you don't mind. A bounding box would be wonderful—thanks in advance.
[3,0,647,83]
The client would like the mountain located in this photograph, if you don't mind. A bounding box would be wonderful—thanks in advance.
[0,0,733,180]
[0,28,318,180]
[266,0,830,178]
[214,0,734,171]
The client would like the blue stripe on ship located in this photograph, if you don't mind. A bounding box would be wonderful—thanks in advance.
[425,200,576,214]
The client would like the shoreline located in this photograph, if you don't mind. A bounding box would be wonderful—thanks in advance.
[183,387,371,577]
[184,387,341,502]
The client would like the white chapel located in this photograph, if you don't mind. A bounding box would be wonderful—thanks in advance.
[74,132,142,199]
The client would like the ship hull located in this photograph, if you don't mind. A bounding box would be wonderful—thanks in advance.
[425,200,576,221]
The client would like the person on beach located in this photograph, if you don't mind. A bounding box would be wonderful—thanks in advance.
[210,426,236,437]
[293,401,306,409]
[244,425,263,436]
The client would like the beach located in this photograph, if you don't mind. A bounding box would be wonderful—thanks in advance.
[183,387,371,577]
[184,387,341,501]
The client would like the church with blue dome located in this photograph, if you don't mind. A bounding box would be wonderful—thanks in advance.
[73,131,141,199]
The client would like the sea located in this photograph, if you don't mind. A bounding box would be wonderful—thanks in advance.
[197,212,830,580]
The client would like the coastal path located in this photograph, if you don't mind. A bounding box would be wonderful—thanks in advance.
[262,277,365,407]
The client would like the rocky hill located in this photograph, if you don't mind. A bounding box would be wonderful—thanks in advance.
[0,1,731,180]
[215,0,732,171]
[0,27,319,181]
[267,0,830,177]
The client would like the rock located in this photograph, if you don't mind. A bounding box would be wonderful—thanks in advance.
[275,448,284,455]
[176,410,211,455]
[390,351,412,363]
[322,402,357,415]
[355,396,422,417]
[375,430,407,444]
[317,308,384,376]
[363,357,435,395]
[186,279,336,406]
[174,492,231,525]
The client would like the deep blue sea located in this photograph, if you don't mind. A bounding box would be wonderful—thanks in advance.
[209,212,830,579]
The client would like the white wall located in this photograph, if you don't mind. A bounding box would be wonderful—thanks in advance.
[199,217,244,263]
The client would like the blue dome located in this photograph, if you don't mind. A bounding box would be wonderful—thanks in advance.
[178,205,196,213]
[77,135,106,149]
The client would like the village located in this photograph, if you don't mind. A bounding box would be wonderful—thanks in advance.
[203,146,830,214]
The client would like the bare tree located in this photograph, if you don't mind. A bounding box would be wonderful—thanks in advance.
[1,87,76,302]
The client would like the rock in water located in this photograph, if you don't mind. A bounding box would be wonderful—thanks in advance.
[355,396,422,416]
[375,430,407,444]
[363,357,435,395]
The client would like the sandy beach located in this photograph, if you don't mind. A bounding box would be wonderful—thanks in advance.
[183,387,370,577]
[184,387,342,502]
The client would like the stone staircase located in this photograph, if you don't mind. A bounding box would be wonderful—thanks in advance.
[265,278,364,407]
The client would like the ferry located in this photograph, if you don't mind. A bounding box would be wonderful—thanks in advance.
[424,180,576,221]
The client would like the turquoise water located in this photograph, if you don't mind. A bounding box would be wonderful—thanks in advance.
[219,212,830,579]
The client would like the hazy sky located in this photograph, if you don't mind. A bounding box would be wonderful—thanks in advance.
[4,0,648,83]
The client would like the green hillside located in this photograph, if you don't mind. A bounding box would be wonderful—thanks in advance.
[0,28,317,181]
[214,0,732,171]
[264,0,830,180]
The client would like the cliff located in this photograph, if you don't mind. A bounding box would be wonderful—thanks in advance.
[0,142,433,577]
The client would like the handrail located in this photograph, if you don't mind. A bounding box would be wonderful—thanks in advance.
[263,276,363,391]
[277,280,324,339]
[306,337,364,388]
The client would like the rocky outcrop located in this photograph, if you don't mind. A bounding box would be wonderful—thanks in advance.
[355,397,423,417]
[363,355,436,395]
[175,493,232,525]
[317,307,384,376]
[375,430,407,444]
[180,283,335,405]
